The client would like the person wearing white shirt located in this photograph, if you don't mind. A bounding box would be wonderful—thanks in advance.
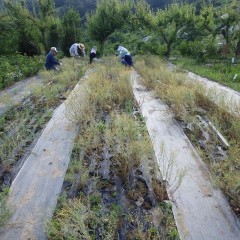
[69,43,85,57]
[117,45,133,68]
[89,46,97,64]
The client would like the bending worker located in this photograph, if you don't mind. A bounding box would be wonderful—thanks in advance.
[45,47,61,71]
[69,43,85,57]
[117,45,133,68]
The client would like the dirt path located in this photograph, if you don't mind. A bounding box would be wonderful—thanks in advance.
[0,78,85,239]
[0,76,44,116]
[131,71,240,240]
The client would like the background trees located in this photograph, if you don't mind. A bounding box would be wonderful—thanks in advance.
[86,0,131,55]
[61,8,82,56]
[0,0,238,59]
[154,2,195,58]
[3,0,41,55]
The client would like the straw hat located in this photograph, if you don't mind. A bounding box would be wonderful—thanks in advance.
[79,43,85,49]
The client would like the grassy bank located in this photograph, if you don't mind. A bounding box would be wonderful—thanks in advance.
[171,57,240,92]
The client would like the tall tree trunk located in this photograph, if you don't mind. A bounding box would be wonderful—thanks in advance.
[99,41,105,56]
[165,42,172,59]
[235,40,240,57]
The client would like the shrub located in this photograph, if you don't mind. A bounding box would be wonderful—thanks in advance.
[0,188,12,227]
[0,55,44,90]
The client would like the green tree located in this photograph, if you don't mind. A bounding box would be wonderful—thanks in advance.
[131,0,153,30]
[154,1,195,58]
[0,11,18,54]
[216,0,240,54]
[195,0,239,56]
[3,0,41,55]
[3,0,60,54]
[34,0,60,53]
[86,0,131,55]
[61,8,82,56]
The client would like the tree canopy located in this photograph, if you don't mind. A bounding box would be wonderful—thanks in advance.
[86,0,131,55]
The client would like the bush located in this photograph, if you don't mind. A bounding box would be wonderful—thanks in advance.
[177,37,218,61]
[0,54,44,90]
[135,35,166,56]
[176,41,191,56]
[0,188,11,227]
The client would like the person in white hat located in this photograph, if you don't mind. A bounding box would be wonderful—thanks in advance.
[69,43,86,57]
[45,47,61,71]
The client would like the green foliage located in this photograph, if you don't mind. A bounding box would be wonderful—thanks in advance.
[86,0,131,55]
[154,2,195,57]
[173,56,240,92]
[3,0,42,55]
[0,12,19,54]
[0,188,12,227]
[104,28,166,57]
[61,8,82,55]
[216,0,240,53]
[194,0,240,57]
[140,36,167,56]
[0,55,43,89]
[2,0,61,55]
[35,0,61,52]
[177,36,218,60]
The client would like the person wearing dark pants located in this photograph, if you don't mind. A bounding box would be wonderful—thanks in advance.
[45,47,61,71]
[121,54,133,67]
[89,46,97,64]
[117,46,133,68]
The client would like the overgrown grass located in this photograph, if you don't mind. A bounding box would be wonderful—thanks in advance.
[172,57,240,92]
[48,58,179,239]
[66,61,133,124]
[0,58,86,168]
[134,55,240,216]
[0,57,87,226]
[0,105,52,167]
[0,188,12,227]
